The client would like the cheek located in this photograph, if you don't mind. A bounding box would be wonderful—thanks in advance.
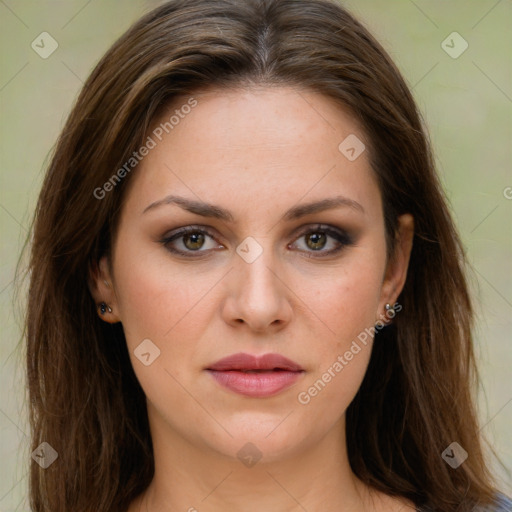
[113,232,195,333]
[291,254,384,413]
[293,257,385,352]
[111,234,219,385]
[111,243,214,414]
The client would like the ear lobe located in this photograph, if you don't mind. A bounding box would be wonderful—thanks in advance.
[88,256,121,323]
[380,213,414,311]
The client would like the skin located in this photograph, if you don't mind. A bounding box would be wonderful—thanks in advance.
[90,86,415,512]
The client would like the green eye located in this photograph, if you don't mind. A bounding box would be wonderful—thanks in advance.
[182,232,206,250]
[291,225,354,257]
[305,232,328,250]
[161,224,354,258]
[161,227,221,256]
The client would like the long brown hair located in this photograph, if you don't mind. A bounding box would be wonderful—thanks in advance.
[23,0,501,510]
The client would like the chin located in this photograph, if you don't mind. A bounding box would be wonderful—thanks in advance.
[201,416,317,465]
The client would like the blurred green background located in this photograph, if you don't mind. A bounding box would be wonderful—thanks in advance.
[1,0,510,509]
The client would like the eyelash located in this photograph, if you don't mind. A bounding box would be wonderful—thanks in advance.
[160,224,354,259]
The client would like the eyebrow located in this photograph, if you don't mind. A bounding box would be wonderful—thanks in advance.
[142,194,365,221]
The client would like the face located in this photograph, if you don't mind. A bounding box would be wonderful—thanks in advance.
[91,86,413,464]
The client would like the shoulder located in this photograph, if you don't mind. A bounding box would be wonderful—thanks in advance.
[475,493,512,512]
[489,493,512,511]
[417,493,512,512]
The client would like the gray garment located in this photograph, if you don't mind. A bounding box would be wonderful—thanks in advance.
[416,493,512,511]
[476,494,512,511]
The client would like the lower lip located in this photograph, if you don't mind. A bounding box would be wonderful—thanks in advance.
[207,370,304,398]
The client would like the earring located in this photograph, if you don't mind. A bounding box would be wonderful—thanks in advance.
[385,303,395,319]
[99,302,112,315]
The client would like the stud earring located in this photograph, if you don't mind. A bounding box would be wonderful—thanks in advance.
[385,303,395,319]
[99,302,112,315]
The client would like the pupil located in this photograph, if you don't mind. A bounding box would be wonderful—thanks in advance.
[184,232,204,250]
[307,232,326,250]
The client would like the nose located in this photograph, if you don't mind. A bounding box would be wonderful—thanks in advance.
[221,244,293,333]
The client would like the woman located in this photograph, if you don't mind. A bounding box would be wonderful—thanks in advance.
[24,0,511,510]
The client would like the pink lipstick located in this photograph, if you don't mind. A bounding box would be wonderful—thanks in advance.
[206,352,304,398]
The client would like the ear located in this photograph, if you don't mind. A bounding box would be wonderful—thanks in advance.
[88,255,121,324]
[378,213,414,323]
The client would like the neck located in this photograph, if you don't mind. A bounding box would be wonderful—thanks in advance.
[139,404,383,512]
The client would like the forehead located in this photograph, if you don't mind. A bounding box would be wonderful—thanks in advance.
[123,86,381,222]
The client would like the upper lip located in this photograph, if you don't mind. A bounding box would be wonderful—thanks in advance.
[206,353,304,372]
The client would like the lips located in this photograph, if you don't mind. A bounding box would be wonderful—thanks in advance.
[207,353,304,372]
[206,353,305,398]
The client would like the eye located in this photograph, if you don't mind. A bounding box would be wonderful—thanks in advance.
[160,226,223,256]
[160,224,354,258]
[289,224,354,257]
